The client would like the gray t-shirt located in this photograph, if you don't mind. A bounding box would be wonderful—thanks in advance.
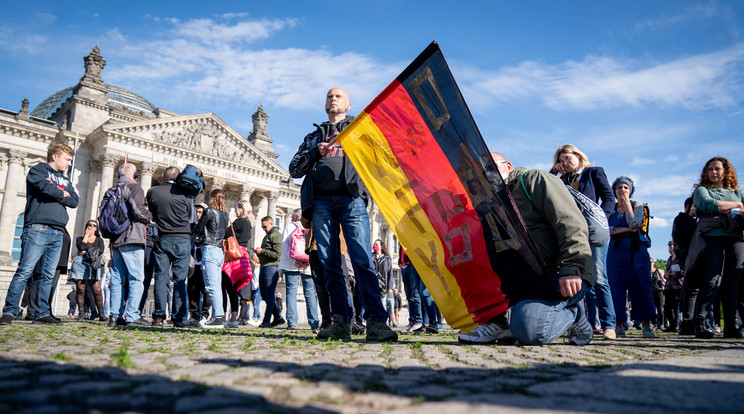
[312,123,349,195]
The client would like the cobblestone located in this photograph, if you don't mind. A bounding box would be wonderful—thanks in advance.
[0,321,742,413]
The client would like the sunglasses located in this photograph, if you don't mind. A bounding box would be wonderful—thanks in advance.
[87,223,98,228]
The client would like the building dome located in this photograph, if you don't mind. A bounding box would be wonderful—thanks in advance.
[30,83,157,119]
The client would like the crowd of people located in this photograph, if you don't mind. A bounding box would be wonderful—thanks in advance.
[1,88,743,346]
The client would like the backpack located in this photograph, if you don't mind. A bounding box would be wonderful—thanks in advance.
[289,223,309,263]
[176,165,205,198]
[98,185,131,239]
[634,201,652,248]
[519,170,609,247]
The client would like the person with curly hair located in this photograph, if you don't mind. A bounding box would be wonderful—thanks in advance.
[606,176,657,338]
[691,157,744,339]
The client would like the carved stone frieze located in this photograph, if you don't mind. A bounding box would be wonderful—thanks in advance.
[100,153,120,168]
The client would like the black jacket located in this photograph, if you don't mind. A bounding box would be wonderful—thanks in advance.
[146,182,191,238]
[24,163,79,230]
[194,208,229,247]
[288,116,369,220]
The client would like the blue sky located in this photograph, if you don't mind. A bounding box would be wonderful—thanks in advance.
[2,1,744,261]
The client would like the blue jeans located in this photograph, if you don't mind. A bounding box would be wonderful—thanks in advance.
[259,265,281,323]
[401,265,423,324]
[585,243,616,330]
[3,224,63,318]
[284,271,320,328]
[152,235,190,322]
[201,244,225,319]
[420,281,438,326]
[102,270,110,317]
[384,293,395,324]
[251,287,262,319]
[110,245,145,321]
[312,194,388,323]
[607,238,657,322]
[510,288,587,345]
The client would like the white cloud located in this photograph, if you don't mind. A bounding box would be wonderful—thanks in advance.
[635,174,698,198]
[631,156,654,166]
[634,2,723,32]
[651,216,671,228]
[105,17,401,111]
[460,43,744,112]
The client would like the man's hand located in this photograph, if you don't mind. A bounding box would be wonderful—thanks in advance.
[319,142,331,157]
[62,191,70,198]
[253,247,263,255]
[557,276,582,298]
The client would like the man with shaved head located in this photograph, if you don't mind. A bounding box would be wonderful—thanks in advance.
[289,88,397,342]
[458,152,594,346]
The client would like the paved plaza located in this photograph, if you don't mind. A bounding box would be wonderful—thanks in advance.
[0,320,742,413]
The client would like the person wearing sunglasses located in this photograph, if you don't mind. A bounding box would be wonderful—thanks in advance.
[70,220,106,321]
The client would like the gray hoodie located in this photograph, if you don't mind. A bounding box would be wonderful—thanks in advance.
[112,176,152,248]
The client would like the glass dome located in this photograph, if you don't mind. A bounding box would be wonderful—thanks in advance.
[30,83,157,119]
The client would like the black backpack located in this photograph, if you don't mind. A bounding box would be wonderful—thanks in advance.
[176,165,205,198]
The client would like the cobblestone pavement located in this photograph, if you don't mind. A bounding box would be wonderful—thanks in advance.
[0,320,742,413]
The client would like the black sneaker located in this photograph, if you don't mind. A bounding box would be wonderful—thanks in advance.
[425,324,439,334]
[174,319,200,328]
[33,315,62,325]
[270,317,286,327]
[0,315,13,325]
[317,314,351,341]
[151,317,165,327]
[351,321,366,335]
[200,317,224,329]
[126,318,150,327]
[366,319,398,342]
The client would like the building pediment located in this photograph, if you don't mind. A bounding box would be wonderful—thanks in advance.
[95,113,288,179]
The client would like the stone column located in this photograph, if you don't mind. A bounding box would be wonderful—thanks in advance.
[98,154,119,205]
[85,160,101,221]
[267,191,278,220]
[240,184,254,204]
[0,150,26,264]
[139,162,157,195]
[251,192,266,249]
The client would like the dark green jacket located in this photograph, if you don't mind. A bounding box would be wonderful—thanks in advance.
[258,226,282,267]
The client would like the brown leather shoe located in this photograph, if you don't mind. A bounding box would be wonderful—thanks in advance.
[152,316,165,327]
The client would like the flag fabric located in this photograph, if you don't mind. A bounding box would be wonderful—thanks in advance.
[336,42,551,332]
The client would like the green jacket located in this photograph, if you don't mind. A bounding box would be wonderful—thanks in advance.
[258,226,282,267]
[507,167,594,286]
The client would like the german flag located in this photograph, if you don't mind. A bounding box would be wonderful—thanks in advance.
[336,42,550,332]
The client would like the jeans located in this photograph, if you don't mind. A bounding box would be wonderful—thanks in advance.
[607,238,657,322]
[312,194,388,323]
[3,224,63,318]
[585,243,616,330]
[420,281,438,326]
[401,265,423,324]
[695,236,744,331]
[284,271,320,328]
[152,235,190,322]
[110,245,145,321]
[102,270,110,317]
[251,287,262,320]
[201,244,225,319]
[259,265,281,323]
[384,293,395,324]
[510,288,587,345]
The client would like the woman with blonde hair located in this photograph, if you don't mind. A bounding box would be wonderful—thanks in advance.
[194,189,230,328]
[551,143,617,339]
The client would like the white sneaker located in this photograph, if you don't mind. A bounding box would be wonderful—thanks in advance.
[407,322,424,332]
[200,317,224,329]
[247,318,260,326]
[458,322,512,344]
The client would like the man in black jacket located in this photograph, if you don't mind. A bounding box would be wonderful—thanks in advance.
[109,163,152,326]
[146,166,195,327]
[288,88,396,342]
[1,143,79,325]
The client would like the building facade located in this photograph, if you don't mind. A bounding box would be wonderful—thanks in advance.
[0,46,400,315]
